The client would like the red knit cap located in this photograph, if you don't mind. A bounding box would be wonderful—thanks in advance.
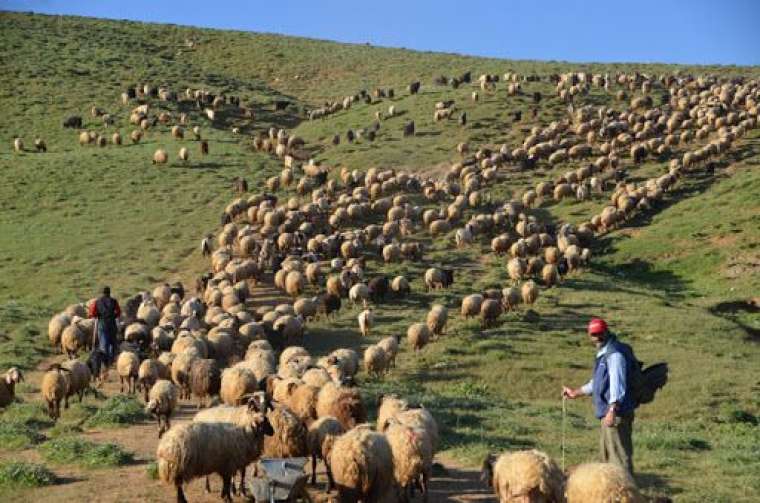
[588,318,608,335]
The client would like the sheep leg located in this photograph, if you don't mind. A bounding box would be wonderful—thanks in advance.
[64,394,69,409]
[310,454,317,485]
[421,471,430,503]
[175,483,188,503]
[204,476,211,493]
[120,377,124,393]
[325,461,336,493]
[143,384,149,403]
[238,467,246,495]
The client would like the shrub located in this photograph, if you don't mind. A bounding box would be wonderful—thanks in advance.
[0,462,57,487]
[40,437,133,469]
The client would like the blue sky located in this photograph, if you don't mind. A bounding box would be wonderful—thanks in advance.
[3,1,759,66]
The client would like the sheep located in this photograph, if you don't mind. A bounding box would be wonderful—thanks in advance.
[48,313,72,351]
[13,137,24,153]
[424,267,453,290]
[285,270,305,298]
[521,280,539,306]
[152,149,168,164]
[426,304,448,337]
[481,299,503,328]
[61,322,85,358]
[502,287,521,311]
[542,264,560,287]
[41,364,70,420]
[263,405,309,458]
[376,394,409,432]
[130,129,142,144]
[330,425,397,502]
[117,351,140,394]
[284,383,321,425]
[386,421,433,502]
[363,345,388,378]
[178,147,189,163]
[316,382,367,430]
[328,348,360,379]
[481,450,564,503]
[358,307,374,337]
[171,125,184,139]
[156,400,273,503]
[377,335,400,368]
[62,359,91,404]
[137,359,160,402]
[349,283,369,307]
[407,323,431,351]
[34,138,47,152]
[220,365,259,406]
[189,358,221,408]
[0,367,24,408]
[565,462,644,503]
[307,416,345,491]
[461,294,484,318]
[507,257,527,284]
[145,379,178,438]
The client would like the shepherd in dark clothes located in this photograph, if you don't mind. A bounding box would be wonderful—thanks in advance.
[88,286,121,366]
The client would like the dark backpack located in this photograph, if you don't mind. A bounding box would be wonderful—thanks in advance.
[615,341,669,408]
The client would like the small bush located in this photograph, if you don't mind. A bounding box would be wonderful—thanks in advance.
[85,395,148,428]
[0,462,57,487]
[40,437,133,469]
[0,421,46,449]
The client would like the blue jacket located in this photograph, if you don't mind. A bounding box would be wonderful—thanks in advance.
[589,335,636,418]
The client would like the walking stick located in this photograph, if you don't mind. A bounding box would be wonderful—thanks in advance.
[561,395,567,472]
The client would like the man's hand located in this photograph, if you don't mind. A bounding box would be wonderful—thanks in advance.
[602,407,616,427]
[562,386,580,399]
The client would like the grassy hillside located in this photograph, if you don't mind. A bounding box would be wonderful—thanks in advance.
[0,10,759,502]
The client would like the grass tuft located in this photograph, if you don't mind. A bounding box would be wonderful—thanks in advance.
[0,462,57,488]
[39,437,133,469]
[84,395,148,428]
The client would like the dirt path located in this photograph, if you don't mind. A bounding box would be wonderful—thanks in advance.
[11,280,496,502]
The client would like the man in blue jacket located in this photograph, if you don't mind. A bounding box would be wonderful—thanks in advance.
[563,318,636,477]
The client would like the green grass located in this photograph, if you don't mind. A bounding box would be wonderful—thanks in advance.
[0,9,759,503]
[39,437,133,469]
[0,462,57,488]
[84,395,148,428]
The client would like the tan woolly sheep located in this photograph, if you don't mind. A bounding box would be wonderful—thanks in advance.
[117,351,140,394]
[363,344,388,378]
[307,416,345,491]
[407,323,431,351]
[62,359,91,404]
[263,405,309,458]
[426,304,448,337]
[156,402,273,503]
[138,359,159,402]
[565,462,644,503]
[152,149,168,164]
[330,425,397,503]
[220,366,258,406]
[481,299,503,328]
[48,313,72,351]
[0,367,24,408]
[41,364,70,419]
[377,335,401,368]
[376,394,409,432]
[316,382,367,430]
[521,280,539,306]
[145,379,178,438]
[461,294,484,318]
[481,449,564,503]
[386,421,433,501]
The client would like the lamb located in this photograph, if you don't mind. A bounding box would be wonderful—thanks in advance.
[145,379,179,438]
[189,358,221,408]
[481,450,564,503]
[307,416,345,491]
[377,335,400,368]
[330,425,397,502]
[426,304,448,337]
[363,345,388,378]
[62,359,91,404]
[0,367,24,408]
[117,350,140,394]
[385,421,433,502]
[407,323,431,352]
[316,382,367,430]
[156,399,273,503]
[262,405,309,458]
[358,307,374,337]
[564,462,644,503]
[41,364,70,420]
[461,294,484,318]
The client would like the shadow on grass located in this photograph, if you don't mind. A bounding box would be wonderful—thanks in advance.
[709,299,760,341]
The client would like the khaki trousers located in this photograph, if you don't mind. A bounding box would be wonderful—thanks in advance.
[600,412,634,477]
